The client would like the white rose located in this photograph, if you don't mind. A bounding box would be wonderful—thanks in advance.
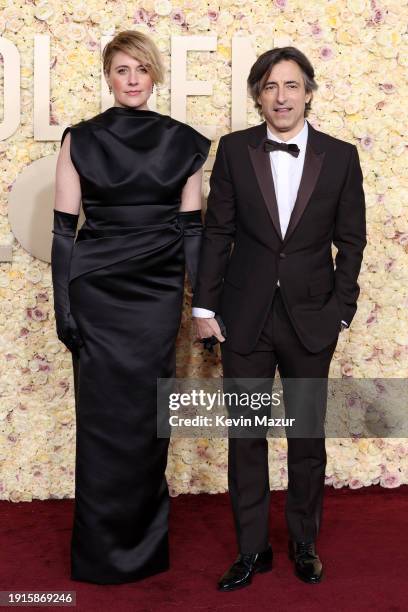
[347,0,367,14]
[4,16,23,32]
[154,0,172,16]
[89,12,101,24]
[0,274,10,288]
[397,53,408,67]
[25,268,43,284]
[67,23,86,42]
[196,16,211,31]
[319,82,335,101]
[34,1,54,21]
[377,29,401,47]
[344,96,361,114]
[218,10,234,27]
[212,93,228,109]
[334,81,352,100]
[217,63,231,79]
[72,3,90,22]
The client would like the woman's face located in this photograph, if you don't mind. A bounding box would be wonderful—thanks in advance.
[106,50,154,110]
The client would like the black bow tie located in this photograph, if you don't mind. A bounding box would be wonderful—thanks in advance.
[264,139,300,157]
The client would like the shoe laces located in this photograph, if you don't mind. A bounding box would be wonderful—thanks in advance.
[296,542,315,558]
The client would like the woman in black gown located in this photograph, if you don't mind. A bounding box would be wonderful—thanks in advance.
[51,30,210,584]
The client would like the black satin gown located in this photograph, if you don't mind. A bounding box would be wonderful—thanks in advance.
[61,106,210,584]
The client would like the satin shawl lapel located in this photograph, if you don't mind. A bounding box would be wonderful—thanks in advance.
[247,121,325,245]
[248,123,282,241]
[283,125,325,245]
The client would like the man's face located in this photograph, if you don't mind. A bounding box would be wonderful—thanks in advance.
[257,59,312,140]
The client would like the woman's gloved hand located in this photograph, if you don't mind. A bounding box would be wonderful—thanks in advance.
[177,209,203,292]
[51,210,84,355]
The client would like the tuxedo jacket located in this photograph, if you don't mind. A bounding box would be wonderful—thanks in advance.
[193,120,366,355]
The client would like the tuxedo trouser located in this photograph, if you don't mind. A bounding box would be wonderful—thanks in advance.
[221,288,338,553]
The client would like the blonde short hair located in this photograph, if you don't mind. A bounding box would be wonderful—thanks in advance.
[102,30,164,84]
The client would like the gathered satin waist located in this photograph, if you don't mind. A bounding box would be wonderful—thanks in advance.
[80,202,181,234]
[69,202,184,283]
[70,223,183,285]
[76,220,180,241]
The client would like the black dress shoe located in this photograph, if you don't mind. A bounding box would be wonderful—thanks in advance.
[288,541,323,584]
[217,545,273,591]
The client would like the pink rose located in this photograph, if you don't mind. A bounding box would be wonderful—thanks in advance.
[379,82,395,94]
[28,307,47,322]
[373,8,384,24]
[366,311,377,325]
[384,258,396,272]
[36,292,49,302]
[320,46,334,61]
[133,9,151,24]
[21,384,35,393]
[349,479,364,489]
[396,232,408,246]
[341,362,353,377]
[59,379,69,393]
[171,10,186,25]
[38,359,51,372]
[360,135,374,151]
[374,380,386,394]
[311,21,322,38]
[381,472,401,488]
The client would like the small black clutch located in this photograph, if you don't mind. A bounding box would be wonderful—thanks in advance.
[200,314,227,353]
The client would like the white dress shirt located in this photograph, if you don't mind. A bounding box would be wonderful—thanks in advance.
[192,120,348,328]
[267,120,308,240]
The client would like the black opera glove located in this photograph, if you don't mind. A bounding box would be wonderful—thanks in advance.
[177,210,203,291]
[51,210,84,355]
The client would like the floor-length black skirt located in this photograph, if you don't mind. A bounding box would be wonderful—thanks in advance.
[68,223,184,584]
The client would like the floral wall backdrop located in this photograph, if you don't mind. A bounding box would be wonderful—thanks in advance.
[0,0,407,501]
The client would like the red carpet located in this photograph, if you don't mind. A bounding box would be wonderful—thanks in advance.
[1,486,408,611]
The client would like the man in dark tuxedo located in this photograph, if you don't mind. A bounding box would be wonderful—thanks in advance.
[193,47,366,589]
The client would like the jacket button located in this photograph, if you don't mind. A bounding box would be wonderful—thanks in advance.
[279,252,286,259]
